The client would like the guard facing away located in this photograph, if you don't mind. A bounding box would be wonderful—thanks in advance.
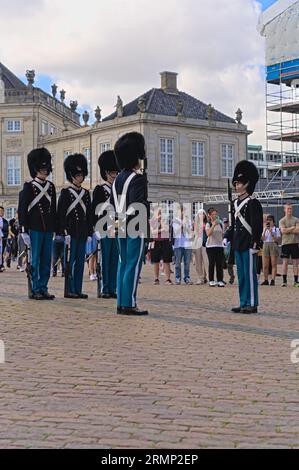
[57,153,93,299]
[18,148,56,300]
[111,132,149,316]
[230,160,263,314]
[92,150,119,299]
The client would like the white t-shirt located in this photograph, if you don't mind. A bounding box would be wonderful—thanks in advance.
[205,222,224,248]
[264,227,280,243]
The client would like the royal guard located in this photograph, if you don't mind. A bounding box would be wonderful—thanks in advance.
[57,153,93,299]
[110,132,149,316]
[92,150,119,299]
[230,160,263,314]
[18,148,56,300]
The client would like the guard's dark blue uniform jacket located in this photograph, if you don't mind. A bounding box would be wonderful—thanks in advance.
[57,186,93,239]
[110,170,149,223]
[92,184,111,232]
[233,197,263,251]
[18,179,57,233]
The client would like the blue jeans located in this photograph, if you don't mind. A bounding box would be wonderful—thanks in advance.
[66,237,86,295]
[52,238,65,274]
[174,247,192,281]
[29,230,53,294]
[117,237,145,308]
[235,249,259,308]
[101,237,118,295]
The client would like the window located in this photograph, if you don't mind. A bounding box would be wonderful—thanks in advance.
[50,125,56,135]
[100,143,111,154]
[41,121,48,136]
[160,138,174,174]
[83,147,91,180]
[7,156,21,186]
[6,120,21,132]
[48,153,55,182]
[161,200,174,224]
[221,144,234,178]
[192,202,202,218]
[6,207,17,220]
[64,150,73,181]
[192,142,205,176]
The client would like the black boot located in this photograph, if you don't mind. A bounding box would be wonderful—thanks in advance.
[77,293,88,299]
[241,306,258,314]
[231,306,242,313]
[42,292,55,300]
[119,307,149,316]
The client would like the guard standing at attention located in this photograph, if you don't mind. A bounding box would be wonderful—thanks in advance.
[57,153,93,299]
[110,132,149,316]
[18,148,56,300]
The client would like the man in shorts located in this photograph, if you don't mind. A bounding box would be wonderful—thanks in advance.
[279,204,299,287]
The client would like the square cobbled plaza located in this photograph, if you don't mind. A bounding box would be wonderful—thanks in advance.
[0,264,298,449]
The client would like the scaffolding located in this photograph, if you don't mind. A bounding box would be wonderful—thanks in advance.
[265,60,299,194]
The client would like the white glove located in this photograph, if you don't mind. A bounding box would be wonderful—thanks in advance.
[95,231,101,241]
[65,235,71,246]
[22,233,31,247]
[87,236,92,244]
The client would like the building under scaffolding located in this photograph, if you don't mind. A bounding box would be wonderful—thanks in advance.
[203,0,299,218]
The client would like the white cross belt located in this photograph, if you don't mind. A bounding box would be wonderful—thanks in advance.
[28,181,51,212]
[66,188,86,216]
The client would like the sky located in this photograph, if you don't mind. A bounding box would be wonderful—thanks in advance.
[0,0,284,145]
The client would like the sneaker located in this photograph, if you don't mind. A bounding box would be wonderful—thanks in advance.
[209,281,218,287]
[293,282,299,288]
[261,280,269,286]
[281,282,287,287]
[229,278,235,285]
[20,267,25,272]
[154,279,160,285]
[218,281,225,287]
[164,279,173,285]
[175,278,181,285]
[270,280,275,286]
[196,280,205,285]
[184,278,193,285]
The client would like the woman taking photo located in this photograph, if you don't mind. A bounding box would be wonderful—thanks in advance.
[261,215,281,286]
[205,208,225,287]
[193,209,209,285]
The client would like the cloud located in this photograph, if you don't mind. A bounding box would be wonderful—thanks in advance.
[0,0,266,144]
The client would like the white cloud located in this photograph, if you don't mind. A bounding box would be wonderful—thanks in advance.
[0,0,266,144]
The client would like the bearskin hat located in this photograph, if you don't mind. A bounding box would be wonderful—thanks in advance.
[27,147,52,178]
[64,153,88,183]
[114,132,145,170]
[98,150,119,181]
[232,160,259,195]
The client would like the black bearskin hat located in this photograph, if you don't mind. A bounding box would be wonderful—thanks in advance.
[114,132,145,170]
[233,160,259,195]
[27,147,52,178]
[64,153,88,183]
[98,150,119,181]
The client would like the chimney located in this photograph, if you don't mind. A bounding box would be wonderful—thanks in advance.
[160,71,178,94]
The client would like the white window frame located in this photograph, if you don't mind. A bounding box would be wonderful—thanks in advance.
[64,150,73,182]
[83,147,91,181]
[192,202,203,219]
[221,144,234,178]
[100,143,111,154]
[7,155,21,186]
[41,120,48,136]
[191,141,205,177]
[6,120,22,133]
[50,124,56,135]
[6,207,17,220]
[160,138,174,175]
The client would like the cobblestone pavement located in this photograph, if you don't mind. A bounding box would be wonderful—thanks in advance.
[0,264,299,449]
